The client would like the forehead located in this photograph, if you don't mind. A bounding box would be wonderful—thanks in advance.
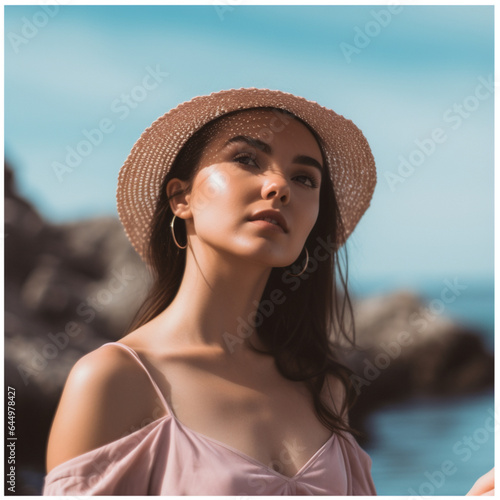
[202,108,321,150]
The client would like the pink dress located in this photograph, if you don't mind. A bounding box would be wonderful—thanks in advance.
[43,342,377,495]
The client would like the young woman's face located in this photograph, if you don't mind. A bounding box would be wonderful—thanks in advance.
[183,109,324,268]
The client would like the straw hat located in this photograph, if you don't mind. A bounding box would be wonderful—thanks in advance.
[116,88,377,264]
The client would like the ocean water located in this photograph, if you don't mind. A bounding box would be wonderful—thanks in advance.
[365,392,494,495]
[352,279,495,495]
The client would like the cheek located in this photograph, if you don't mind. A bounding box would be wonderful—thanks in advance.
[190,168,232,212]
[204,170,230,198]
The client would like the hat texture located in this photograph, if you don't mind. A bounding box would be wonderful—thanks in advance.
[116,88,377,263]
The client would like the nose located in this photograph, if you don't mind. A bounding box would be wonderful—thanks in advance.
[261,171,290,204]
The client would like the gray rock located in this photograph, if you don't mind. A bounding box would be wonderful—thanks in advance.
[344,291,493,438]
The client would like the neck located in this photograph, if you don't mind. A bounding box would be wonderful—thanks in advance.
[156,244,277,360]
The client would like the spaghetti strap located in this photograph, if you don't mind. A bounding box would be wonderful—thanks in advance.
[99,341,172,415]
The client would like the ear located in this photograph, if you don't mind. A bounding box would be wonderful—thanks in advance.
[166,178,192,220]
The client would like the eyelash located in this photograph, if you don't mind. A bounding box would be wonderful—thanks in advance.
[233,153,319,189]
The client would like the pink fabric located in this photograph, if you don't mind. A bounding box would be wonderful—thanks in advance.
[43,342,377,495]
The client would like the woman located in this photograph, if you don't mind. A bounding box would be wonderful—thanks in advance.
[42,88,493,495]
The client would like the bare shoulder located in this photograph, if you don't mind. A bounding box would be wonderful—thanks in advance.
[322,372,349,423]
[45,343,167,474]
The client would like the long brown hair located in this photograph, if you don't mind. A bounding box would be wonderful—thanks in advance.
[125,107,360,439]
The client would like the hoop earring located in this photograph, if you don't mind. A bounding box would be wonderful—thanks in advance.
[170,214,187,249]
[288,247,309,277]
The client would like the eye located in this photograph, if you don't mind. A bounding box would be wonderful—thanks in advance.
[294,174,319,189]
[233,153,258,167]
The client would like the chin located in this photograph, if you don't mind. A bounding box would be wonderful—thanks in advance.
[242,248,298,269]
[206,237,299,268]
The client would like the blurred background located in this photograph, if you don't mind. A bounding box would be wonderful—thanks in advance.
[4,4,494,495]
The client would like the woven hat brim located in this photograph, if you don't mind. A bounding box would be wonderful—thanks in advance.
[116,87,377,264]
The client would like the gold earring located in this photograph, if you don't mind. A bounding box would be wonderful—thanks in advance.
[170,214,187,249]
[288,247,309,277]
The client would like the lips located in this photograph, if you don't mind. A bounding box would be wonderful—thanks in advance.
[248,210,288,233]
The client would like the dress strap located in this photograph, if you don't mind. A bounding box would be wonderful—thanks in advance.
[99,341,172,415]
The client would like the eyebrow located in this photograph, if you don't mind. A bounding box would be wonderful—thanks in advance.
[223,135,323,173]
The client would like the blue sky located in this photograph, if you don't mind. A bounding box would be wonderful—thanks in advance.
[4,5,494,291]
